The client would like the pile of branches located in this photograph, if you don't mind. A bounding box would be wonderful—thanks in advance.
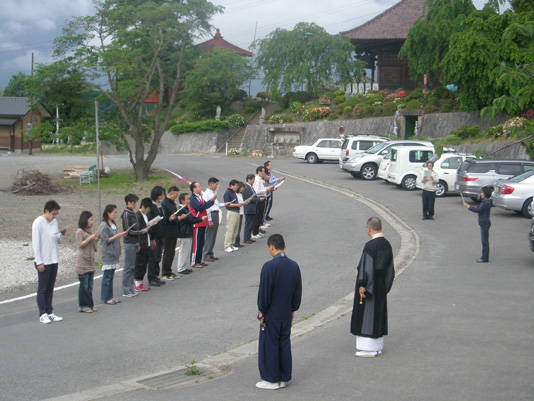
[10,169,64,195]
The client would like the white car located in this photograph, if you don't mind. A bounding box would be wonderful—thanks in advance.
[416,153,475,197]
[339,135,388,168]
[387,146,435,190]
[293,138,342,164]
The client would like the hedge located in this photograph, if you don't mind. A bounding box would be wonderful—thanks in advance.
[170,120,230,134]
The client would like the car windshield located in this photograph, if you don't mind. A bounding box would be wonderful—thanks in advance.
[366,142,390,154]
[508,169,534,183]
[427,154,440,164]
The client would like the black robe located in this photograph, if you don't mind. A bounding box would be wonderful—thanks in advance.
[350,236,395,338]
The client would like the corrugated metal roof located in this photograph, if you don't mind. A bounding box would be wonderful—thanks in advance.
[0,97,31,116]
[0,118,18,125]
[341,0,426,40]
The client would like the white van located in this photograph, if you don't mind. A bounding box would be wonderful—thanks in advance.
[377,148,393,181]
[387,146,435,190]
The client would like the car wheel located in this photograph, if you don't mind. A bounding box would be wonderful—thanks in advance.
[401,175,417,190]
[436,180,448,197]
[306,153,318,164]
[522,197,533,218]
[529,200,534,218]
[350,172,360,179]
[361,164,377,180]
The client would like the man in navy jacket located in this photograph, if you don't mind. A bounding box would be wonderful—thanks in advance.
[242,174,263,244]
[256,234,302,390]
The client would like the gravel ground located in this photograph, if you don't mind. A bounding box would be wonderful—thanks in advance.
[0,152,161,293]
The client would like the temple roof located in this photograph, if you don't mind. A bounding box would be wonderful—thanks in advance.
[341,0,426,40]
[197,29,253,57]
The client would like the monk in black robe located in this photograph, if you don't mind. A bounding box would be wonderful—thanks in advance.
[350,217,395,357]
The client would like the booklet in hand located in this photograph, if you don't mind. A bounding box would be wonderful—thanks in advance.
[148,215,163,226]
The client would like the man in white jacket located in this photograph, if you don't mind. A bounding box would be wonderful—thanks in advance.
[32,200,66,324]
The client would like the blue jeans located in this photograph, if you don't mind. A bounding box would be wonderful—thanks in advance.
[480,222,491,262]
[101,269,115,302]
[78,272,94,310]
[36,263,58,316]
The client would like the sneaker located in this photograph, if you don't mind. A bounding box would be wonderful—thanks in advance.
[39,314,51,324]
[170,273,177,278]
[266,216,273,221]
[225,247,234,253]
[155,278,166,285]
[256,380,280,390]
[178,270,190,275]
[148,280,161,287]
[163,275,174,281]
[260,230,266,234]
[122,292,138,297]
[251,234,261,239]
[48,313,63,322]
[135,284,151,291]
[279,381,287,388]
[231,246,239,251]
[263,223,271,228]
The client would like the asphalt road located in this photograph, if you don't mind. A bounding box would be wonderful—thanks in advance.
[1,154,533,401]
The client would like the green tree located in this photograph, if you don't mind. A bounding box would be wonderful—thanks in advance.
[482,19,534,118]
[4,72,30,97]
[181,48,255,117]
[53,0,222,179]
[253,22,364,96]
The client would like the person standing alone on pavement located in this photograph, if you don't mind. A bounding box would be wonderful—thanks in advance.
[421,161,438,220]
[32,200,66,324]
[350,217,395,357]
[463,186,493,263]
[256,234,302,390]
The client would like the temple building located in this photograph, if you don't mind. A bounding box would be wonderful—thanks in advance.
[341,0,426,91]
[197,28,253,57]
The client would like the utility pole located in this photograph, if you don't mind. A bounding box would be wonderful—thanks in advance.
[56,105,60,144]
[28,52,34,155]
[95,100,101,220]
[248,21,258,99]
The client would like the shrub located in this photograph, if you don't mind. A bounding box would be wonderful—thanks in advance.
[441,99,457,113]
[342,106,353,117]
[268,114,293,124]
[327,113,339,121]
[433,87,449,99]
[444,133,462,145]
[303,107,330,121]
[383,102,397,114]
[451,125,481,140]
[289,101,306,115]
[395,90,407,98]
[256,91,267,100]
[319,96,332,106]
[285,91,311,104]
[408,87,424,99]
[170,120,231,134]
[345,96,362,107]
[243,99,263,114]
[521,109,533,119]
[334,89,345,97]
[228,114,245,128]
[333,95,346,105]
[502,117,527,138]
[405,99,422,111]
[363,94,383,104]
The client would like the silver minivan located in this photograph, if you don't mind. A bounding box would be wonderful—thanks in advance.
[455,159,534,200]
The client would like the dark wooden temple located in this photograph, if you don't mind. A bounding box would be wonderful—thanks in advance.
[197,28,253,57]
[341,0,426,91]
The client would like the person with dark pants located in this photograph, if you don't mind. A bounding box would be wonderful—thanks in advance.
[252,166,272,239]
[264,161,285,221]
[421,161,438,220]
[463,187,493,262]
[147,186,166,286]
[75,211,100,313]
[134,198,153,291]
[234,181,245,247]
[243,174,263,243]
[161,187,181,280]
[190,181,216,267]
[32,200,66,324]
[256,234,302,390]
[203,177,220,262]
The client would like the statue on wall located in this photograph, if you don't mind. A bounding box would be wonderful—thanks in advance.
[216,106,221,121]
[260,107,266,125]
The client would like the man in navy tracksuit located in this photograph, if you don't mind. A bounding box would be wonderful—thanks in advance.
[256,234,302,390]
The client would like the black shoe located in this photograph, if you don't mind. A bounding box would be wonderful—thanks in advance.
[260,230,266,234]
[156,278,166,285]
[422,216,428,220]
[429,216,434,220]
[234,244,244,248]
[178,270,190,275]
[148,280,161,287]
[266,216,273,221]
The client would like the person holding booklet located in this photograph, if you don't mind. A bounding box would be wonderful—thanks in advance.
[133,198,156,291]
[223,179,244,253]
[421,161,438,220]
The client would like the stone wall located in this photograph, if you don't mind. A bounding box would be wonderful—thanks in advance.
[241,112,513,157]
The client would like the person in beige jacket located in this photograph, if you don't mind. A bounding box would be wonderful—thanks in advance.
[75,211,100,313]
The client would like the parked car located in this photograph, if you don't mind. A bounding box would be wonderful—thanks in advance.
[339,135,388,168]
[386,146,435,190]
[292,138,343,164]
[415,153,475,197]
[492,170,534,217]
[343,140,434,180]
[377,148,393,181]
[455,159,534,201]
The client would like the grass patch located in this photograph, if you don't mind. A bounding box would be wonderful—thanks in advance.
[59,168,189,195]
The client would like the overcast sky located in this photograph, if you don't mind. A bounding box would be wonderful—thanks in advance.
[0,0,499,90]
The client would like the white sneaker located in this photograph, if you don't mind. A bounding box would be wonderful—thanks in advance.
[39,314,51,324]
[251,234,262,239]
[355,350,382,357]
[279,381,287,388]
[224,247,234,253]
[231,246,239,251]
[255,380,280,390]
[263,223,271,227]
[48,313,63,322]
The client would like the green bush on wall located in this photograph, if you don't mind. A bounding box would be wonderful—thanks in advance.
[170,120,231,134]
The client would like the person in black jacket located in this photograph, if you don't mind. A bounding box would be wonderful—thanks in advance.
[121,194,151,297]
[146,186,167,287]
[133,198,153,291]
[243,174,263,244]
[176,193,207,274]
[160,187,182,280]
